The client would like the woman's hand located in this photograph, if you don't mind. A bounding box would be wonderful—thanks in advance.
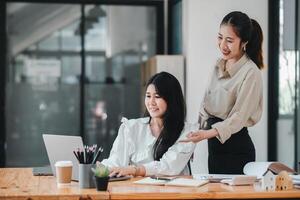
[180,129,219,143]
[109,166,136,177]
[179,131,205,143]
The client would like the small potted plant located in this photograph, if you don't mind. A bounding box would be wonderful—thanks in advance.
[91,163,110,191]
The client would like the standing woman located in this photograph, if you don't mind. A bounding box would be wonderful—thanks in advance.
[181,11,264,174]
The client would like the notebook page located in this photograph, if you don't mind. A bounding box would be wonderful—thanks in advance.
[165,178,209,187]
[134,177,168,186]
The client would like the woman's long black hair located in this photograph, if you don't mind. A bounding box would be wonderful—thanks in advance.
[144,72,186,161]
[221,11,264,69]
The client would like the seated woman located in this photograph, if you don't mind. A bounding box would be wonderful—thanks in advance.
[101,71,196,177]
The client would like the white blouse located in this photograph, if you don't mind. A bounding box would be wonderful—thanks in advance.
[101,117,197,176]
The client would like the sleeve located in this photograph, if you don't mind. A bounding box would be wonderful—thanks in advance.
[199,68,215,129]
[198,91,210,129]
[101,122,134,167]
[211,69,263,143]
[142,124,197,176]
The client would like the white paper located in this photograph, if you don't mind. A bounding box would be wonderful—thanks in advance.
[291,175,300,180]
[134,177,167,185]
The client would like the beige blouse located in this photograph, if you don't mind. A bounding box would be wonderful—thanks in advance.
[199,54,263,144]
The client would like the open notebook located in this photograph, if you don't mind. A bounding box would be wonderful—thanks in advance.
[134,177,209,187]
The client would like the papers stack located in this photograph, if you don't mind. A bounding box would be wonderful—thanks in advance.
[290,175,300,188]
[194,162,296,186]
[193,174,257,185]
[193,174,240,183]
[220,176,257,186]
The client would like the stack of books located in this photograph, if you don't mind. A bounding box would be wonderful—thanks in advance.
[291,175,300,188]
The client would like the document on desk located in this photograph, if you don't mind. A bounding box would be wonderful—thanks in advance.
[193,174,241,183]
[165,178,209,187]
[134,177,209,187]
[134,177,168,186]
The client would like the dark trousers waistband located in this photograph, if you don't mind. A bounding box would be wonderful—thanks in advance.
[206,117,255,174]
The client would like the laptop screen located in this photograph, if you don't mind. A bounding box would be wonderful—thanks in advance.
[43,134,83,181]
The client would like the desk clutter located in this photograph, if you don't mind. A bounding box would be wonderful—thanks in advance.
[244,162,296,191]
[73,145,131,190]
[73,145,109,190]
[194,161,299,191]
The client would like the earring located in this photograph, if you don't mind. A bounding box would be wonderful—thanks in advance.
[243,45,246,52]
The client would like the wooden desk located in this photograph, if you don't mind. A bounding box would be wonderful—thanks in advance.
[0,168,109,200]
[108,177,300,199]
[1,168,300,200]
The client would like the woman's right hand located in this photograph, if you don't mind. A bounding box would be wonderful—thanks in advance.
[109,166,136,177]
[179,131,205,143]
[180,129,219,143]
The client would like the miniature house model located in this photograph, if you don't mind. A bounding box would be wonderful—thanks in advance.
[275,171,293,191]
[262,170,276,191]
[262,170,293,191]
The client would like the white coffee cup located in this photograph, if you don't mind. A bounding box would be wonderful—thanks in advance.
[55,161,73,186]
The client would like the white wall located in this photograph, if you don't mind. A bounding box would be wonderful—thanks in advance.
[109,6,156,57]
[182,0,269,174]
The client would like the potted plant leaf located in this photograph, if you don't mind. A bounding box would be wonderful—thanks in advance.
[91,163,110,191]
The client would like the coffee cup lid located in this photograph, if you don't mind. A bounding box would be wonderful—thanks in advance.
[55,160,73,167]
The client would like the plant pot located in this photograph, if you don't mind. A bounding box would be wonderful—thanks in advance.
[94,176,109,191]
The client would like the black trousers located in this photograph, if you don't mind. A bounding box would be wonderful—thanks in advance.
[207,117,255,174]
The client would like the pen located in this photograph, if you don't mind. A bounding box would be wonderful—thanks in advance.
[150,176,173,181]
[92,146,103,164]
[93,144,97,162]
[80,150,84,163]
[84,145,87,164]
[73,151,79,161]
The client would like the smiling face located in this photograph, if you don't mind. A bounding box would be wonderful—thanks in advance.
[145,84,167,119]
[218,24,246,64]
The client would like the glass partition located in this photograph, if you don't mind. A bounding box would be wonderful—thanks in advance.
[83,5,156,158]
[5,3,157,166]
[6,3,81,166]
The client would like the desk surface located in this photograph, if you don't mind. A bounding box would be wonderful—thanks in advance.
[0,168,108,200]
[108,177,300,199]
[1,168,300,200]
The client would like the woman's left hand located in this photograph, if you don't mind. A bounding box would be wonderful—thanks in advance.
[109,166,135,177]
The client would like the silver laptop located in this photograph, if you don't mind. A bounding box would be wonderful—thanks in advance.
[43,134,83,181]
